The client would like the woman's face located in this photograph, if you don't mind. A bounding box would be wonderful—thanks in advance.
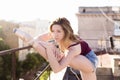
[51,24,65,43]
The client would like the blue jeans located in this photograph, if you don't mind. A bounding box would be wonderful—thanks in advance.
[85,50,98,68]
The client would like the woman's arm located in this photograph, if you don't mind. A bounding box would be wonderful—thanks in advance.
[33,40,64,61]
[46,44,81,73]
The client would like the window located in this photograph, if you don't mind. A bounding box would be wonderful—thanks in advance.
[114,22,120,36]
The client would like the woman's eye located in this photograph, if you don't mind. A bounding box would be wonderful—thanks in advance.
[57,30,62,33]
[57,31,61,33]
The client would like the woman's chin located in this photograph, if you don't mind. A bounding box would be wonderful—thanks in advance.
[55,40,60,43]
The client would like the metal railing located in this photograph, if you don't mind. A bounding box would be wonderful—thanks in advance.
[0,45,50,80]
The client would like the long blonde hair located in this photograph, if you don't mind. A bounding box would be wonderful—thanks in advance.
[50,17,79,51]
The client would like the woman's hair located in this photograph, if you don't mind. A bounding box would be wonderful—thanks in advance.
[49,17,79,51]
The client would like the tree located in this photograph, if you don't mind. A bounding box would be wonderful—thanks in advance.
[0,40,50,80]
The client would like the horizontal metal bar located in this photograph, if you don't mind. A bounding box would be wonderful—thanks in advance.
[0,45,32,55]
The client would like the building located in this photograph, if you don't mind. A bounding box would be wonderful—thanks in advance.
[76,6,120,52]
[0,20,19,48]
[76,6,120,80]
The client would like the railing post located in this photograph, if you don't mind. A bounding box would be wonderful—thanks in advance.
[12,52,16,80]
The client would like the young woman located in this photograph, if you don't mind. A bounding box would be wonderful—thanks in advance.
[14,17,98,80]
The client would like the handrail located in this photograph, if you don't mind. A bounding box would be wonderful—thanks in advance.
[0,45,32,55]
[0,45,33,80]
[0,45,50,80]
[33,64,50,80]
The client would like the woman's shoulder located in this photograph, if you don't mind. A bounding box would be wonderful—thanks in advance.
[68,41,81,49]
[67,42,81,55]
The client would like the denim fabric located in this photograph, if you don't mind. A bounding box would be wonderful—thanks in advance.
[85,51,98,68]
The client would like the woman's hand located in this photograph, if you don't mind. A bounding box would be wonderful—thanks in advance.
[54,50,65,61]
[37,41,65,61]
[46,44,64,61]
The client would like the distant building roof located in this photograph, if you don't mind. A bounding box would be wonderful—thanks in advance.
[79,6,120,14]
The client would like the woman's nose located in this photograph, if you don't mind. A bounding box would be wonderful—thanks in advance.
[52,32,58,37]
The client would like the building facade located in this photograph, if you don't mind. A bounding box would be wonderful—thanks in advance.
[76,7,120,52]
[0,20,19,48]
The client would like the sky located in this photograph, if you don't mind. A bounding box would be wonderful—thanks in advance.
[0,0,120,33]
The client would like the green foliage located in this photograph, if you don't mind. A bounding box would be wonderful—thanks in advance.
[16,53,47,78]
[0,40,50,80]
[0,54,12,80]
[0,40,10,51]
[0,52,50,80]
[40,71,51,80]
[0,39,11,80]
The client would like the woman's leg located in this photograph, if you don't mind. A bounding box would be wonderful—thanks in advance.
[13,28,33,43]
[13,28,50,60]
[80,71,96,80]
[13,28,62,61]
[32,41,49,60]
[69,55,97,80]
